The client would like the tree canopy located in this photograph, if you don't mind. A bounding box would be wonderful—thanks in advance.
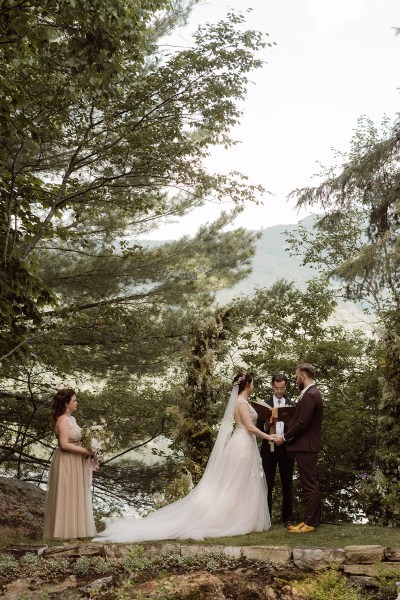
[0,0,275,510]
[287,116,400,526]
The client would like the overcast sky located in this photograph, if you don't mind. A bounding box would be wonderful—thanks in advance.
[147,0,400,239]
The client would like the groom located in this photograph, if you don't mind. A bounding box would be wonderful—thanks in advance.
[273,363,323,533]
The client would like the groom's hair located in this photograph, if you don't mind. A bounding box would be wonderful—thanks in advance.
[296,363,315,379]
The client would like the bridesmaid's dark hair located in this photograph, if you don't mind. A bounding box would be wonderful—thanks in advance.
[233,372,253,393]
[51,388,76,427]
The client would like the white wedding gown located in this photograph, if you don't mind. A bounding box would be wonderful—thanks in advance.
[95,394,270,542]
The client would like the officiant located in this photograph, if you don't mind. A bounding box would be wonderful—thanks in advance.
[257,373,295,526]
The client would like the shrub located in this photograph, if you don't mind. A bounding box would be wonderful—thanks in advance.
[72,556,91,576]
[304,567,364,600]
[122,546,152,574]
[45,557,70,577]
[20,552,39,566]
[91,556,112,575]
[0,553,18,577]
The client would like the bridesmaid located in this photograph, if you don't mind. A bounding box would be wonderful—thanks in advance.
[43,388,96,539]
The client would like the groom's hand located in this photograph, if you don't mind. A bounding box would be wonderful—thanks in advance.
[272,434,285,446]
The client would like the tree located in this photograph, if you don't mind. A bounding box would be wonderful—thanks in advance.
[230,278,379,522]
[286,116,399,312]
[1,4,268,362]
[287,116,400,525]
[0,2,273,509]
[170,307,239,484]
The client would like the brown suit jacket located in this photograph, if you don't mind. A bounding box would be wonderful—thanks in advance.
[285,384,323,452]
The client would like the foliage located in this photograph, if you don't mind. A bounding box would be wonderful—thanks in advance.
[122,546,150,575]
[0,552,18,576]
[72,556,91,577]
[0,0,270,508]
[154,470,193,508]
[358,309,400,526]
[369,577,400,600]
[92,556,113,576]
[229,278,379,522]
[287,116,400,525]
[299,567,363,600]
[170,307,239,483]
[121,545,273,579]
[0,1,267,365]
[45,556,70,577]
[287,116,399,313]
[20,552,39,567]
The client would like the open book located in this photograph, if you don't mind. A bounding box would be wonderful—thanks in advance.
[251,400,295,424]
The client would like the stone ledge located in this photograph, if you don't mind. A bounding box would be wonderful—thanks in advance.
[343,562,400,577]
[181,544,242,559]
[14,542,400,577]
[386,547,400,561]
[293,548,345,571]
[344,544,385,564]
[241,545,292,564]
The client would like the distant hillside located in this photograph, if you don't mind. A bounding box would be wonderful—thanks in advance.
[217,215,316,303]
[140,213,367,330]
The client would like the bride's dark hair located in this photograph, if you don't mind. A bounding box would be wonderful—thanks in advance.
[233,372,253,393]
[50,388,76,427]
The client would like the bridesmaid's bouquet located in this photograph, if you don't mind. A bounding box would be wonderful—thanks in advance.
[82,422,113,457]
[81,422,113,487]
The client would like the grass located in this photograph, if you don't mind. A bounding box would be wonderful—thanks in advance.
[193,523,400,548]
[1,523,399,550]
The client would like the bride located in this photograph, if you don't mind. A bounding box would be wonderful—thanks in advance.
[95,372,273,542]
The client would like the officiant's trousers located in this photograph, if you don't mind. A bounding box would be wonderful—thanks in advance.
[262,445,294,523]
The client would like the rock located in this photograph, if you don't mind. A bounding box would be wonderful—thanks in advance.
[0,477,45,537]
[222,546,243,559]
[180,544,241,559]
[347,575,377,587]
[139,542,181,558]
[2,575,78,600]
[134,571,227,599]
[5,544,48,557]
[265,586,278,599]
[2,577,34,600]
[343,562,400,577]
[241,545,292,564]
[385,547,400,561]
[281,584,308,599]
[43,543,104,558]
[344,545,384,564]
[84,575,114,594]
[102,543,138,559]
[292,548,344,571]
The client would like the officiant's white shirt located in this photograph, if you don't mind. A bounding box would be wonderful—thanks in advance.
[273,395,285,436]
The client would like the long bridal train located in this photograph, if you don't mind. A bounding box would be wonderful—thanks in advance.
[94,386,270,543]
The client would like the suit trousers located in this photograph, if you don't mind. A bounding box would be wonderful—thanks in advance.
[262,445,294,523]
[294,451,321,527]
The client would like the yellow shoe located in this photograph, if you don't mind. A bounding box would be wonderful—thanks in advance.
[286,522,304,531]
[289,523,317,533]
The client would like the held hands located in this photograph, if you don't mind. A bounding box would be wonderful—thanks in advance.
[269,434,285,446]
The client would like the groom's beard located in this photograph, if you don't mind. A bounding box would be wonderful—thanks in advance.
[298,381,305,391]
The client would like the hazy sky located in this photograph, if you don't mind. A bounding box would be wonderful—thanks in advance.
[148,0,400,239]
